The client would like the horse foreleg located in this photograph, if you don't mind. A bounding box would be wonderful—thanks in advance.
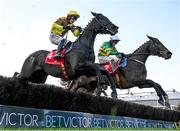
[70,75,88,93]
[137,79,170,108]
[61,79,74,90]
[154,82,170,108]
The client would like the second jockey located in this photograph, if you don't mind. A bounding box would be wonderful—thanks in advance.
[98,35,126,72]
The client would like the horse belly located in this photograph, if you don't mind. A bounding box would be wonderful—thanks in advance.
[43,64,64,78]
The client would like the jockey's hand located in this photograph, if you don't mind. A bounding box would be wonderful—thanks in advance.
[63,26,72,30]
[121,53,125,57]
[117,53,122,59]
[74,26,82,31]
[127,53,132,57]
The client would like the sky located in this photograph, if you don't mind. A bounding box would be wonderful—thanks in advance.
[0,0,179,94]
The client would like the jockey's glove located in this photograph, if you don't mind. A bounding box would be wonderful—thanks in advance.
[63,26,72,30]
[117,53,122,59]
[72,26,82,32]
[75,26,82,31]
[127,53,132,57]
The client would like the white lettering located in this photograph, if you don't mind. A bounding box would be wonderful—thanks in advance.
[24,114,32,126]
[46,115,52,127]
[71,117,78,128]
[9,113,16,126]
[0,113,6,125]
[51,115,56,128]
[32,115,38,126]
[18,113,24,126]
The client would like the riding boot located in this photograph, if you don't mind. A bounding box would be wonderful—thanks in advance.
[119,67,125,77]
[54,39,65,59]
[110,59,116,72]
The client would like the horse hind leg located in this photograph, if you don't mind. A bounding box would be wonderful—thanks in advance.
[14,56,37,81]
[14,69,48,84]
[101,70,117,99]
[13,72,19,78]
[12,71,28,82]
[29,70,48,83]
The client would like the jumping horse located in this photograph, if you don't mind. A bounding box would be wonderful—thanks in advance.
[71,35,172,108]
[14,12,119,97]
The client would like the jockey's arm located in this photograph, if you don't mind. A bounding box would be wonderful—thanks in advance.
[51,23,64,35]
[107,47,121,58]
[51,17,65,36]
[71,26,82,37]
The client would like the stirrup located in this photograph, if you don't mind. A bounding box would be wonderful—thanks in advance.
[54,54,63,59]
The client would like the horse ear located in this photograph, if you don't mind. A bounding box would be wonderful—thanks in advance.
[91,12,98,16]
[147,35,153,40]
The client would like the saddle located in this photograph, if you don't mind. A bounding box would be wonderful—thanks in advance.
[45,49,65,65]
[45,43,74,78]
[102,57,127,75]
[45,42,74,65]
[102,58,127,87]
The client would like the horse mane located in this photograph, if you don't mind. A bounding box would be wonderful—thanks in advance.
[132,40,150,54]
[84,18,94,30]
[74,18,94,43]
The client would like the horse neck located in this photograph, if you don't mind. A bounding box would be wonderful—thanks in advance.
[79,18,99,49]
[132,41,151,63]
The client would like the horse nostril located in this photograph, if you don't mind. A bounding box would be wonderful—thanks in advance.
[167,51,172,56]
[113,26,118,31]
[113,27,118,33]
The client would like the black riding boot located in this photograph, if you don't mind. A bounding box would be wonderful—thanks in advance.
[110,59,116,72]
[120,67,125,77]
[54,39,65,59]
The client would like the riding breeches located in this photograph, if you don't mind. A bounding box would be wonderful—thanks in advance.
[98,56,119,64]
[49,33,70,46]
[49,33,63,45]
[98,56,119,70]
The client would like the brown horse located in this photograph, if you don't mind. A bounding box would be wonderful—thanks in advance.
[67,35,172,108]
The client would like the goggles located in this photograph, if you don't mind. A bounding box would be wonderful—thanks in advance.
[70,16,77,21]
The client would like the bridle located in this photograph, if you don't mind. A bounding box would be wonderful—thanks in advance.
[95,17,116,34]
[80,15,117,35]
[93,16,117,34]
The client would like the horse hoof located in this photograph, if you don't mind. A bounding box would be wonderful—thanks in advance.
[13,72,19,78]
[158,99,164,106]
[165,102,171,109]
[93,89,101,96]
[111,92,117,99]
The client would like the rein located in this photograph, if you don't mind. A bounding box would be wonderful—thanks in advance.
[131,53,150,56]
[127,53,150,65]
[94,17,115,34]
[129,58,144,65]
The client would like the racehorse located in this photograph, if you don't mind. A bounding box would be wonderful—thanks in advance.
[13,12,119,97]
[69,35,172,108]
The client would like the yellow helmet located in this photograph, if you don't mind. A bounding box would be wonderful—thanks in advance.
[67,10,80,18]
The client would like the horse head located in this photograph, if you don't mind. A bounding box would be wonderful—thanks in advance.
[91,12,118,35]
[147,35,172,59]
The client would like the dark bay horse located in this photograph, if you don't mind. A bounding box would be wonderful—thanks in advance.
[14,12,119,97]
[111,35,172,108]
[71,35,172,108]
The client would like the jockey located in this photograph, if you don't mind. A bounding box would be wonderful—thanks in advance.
[49,10,82,59]
[98,35,126,71]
